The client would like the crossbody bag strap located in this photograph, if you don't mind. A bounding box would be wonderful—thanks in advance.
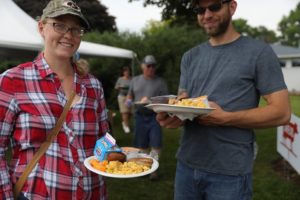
[13,91,76,199]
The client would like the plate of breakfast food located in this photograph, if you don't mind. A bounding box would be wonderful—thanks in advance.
[86,134,159,178]
[146,95,214,120]
[84,154,159,178]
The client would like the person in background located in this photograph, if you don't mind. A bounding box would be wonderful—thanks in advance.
[115,66,132,133]
[0,0,109,199]
[126,55,169,180]
[156,0,291,199]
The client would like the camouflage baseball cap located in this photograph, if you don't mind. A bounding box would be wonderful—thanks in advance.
[41,0,90,29]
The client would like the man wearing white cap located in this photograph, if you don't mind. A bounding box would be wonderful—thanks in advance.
[127,55,169,180]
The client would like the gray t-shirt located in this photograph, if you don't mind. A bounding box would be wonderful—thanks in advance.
[177,36,287,175]
[115,77,131,96]
[128,74,169,114]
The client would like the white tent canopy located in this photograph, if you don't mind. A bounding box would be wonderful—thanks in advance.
[0,0,135,59]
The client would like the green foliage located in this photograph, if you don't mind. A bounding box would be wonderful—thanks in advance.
[233,19,278,43]
[78,0,117,32]
[278,2,300,47]
[141,23,206,94]
[81,24,206,108]
[252,26,278,43]
[0,59,29,74]
[233,18,252,34]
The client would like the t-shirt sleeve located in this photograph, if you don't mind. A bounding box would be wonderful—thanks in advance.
[255,45,287,95]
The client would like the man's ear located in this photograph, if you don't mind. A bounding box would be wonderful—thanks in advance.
[229,0,237,16]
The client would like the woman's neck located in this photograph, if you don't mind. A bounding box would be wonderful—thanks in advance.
[44,53,74,79]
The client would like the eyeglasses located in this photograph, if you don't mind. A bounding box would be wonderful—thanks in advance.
[193,0,232,15]
[46,22,85,37]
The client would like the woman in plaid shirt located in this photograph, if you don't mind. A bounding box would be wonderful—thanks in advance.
[0,0,109,199]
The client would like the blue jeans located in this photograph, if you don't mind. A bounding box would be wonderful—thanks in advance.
[134,112,162,148]
[174,160,252,200]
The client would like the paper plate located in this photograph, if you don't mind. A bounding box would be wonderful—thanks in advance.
[146,103,214,120]
[146,104,213,114]
[84,156,159,178]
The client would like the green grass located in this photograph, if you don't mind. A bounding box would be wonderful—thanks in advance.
[253,128,300,200]
[107,95,300,200]
[290,95,300,116]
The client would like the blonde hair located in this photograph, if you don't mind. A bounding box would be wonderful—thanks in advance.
[76,58,90,76]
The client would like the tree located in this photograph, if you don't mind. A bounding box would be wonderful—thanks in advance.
[129,0,197,26]
[233,19,278,43]
[13,0,117,32]
[233,18,252,35]
[278,2,300,47]
[141,23,207,93]
[129,0,278,43]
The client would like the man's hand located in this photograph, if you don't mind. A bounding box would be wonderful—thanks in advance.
[197,89,291,129]
[197,101,229,126]
[156,112,184,129]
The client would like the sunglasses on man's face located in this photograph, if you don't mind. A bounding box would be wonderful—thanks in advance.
[193,0,232,15]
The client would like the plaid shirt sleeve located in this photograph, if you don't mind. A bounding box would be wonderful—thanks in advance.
[0,71,17,199]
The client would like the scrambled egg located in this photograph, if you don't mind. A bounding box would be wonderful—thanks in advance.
[169,95,209,108]
[90,159,150,175]
[106,161,150,175]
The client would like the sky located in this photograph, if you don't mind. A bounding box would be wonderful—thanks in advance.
[100,0,299,33]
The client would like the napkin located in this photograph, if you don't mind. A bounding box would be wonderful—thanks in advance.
[168,112,198,121]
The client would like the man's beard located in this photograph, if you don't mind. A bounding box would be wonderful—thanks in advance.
[203,15,231,37]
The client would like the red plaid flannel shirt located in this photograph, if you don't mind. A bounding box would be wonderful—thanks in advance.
[0,54,109,199]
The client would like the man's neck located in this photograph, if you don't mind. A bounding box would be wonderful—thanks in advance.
[143,74,155,80]
[209,24,240,46]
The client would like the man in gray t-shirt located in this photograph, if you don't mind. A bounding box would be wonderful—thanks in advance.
[156,0,291,199]
[127,55,168,180]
